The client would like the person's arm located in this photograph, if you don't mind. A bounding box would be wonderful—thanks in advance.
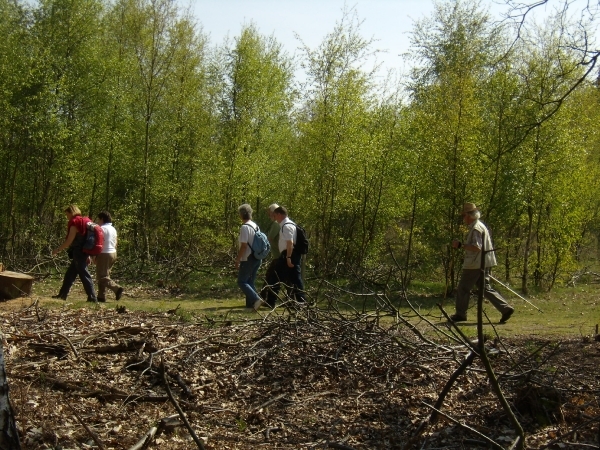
[52,226,78,255]
[286,239,294,267]
[236,224,250,269]
[236,242,248,269]
[452,231,482,252]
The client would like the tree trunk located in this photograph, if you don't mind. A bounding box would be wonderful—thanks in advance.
[0,341,21,449]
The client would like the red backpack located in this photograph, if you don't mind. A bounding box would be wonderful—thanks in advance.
[82,222,104,255]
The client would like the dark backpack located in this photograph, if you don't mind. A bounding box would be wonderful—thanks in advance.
[242,224,270,260]
[284,222,309,255]
[83,222,104,256]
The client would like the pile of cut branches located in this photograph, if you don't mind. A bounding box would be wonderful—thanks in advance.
[2,299,599,449]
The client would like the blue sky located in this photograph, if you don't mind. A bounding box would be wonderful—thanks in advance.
[178,0,437,73]
[177,0,597,76]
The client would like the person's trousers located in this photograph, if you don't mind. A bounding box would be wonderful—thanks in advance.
[58,248,96,301]
[455,268,512,318]
[95,252,121,298]
[264,253,305,308]
[259,258,278,299]
[238,256,262,307]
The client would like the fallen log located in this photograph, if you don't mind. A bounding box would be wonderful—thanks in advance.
[83,340,158,354]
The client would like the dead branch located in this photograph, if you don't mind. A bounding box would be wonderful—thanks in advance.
[253,393,288,412]
[27,342,69,358]
[167,369,194,398]
[402,350,478,449]
[49,331,79,359]
[2,298,599,448]
[327,442,358,450]
[422,402,505,450]
[86,340,157,354]
[66,402,106,450]
[160,357,205,450]
[127,426,157,450]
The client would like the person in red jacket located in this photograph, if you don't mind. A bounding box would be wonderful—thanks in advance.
[51,204,97,302]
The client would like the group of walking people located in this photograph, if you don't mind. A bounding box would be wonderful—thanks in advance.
[235,203,305,311]
[52,205,123,303]
[51,201,515,324]
[235,200,515,322]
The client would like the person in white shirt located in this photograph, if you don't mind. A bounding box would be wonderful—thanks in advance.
[235,204,262,310]
[95,211,124,302]
[450,203,514,323]
[263,205,305,308]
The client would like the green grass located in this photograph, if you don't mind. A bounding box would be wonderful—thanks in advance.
[21,275,600,339]
[396,283,600,339]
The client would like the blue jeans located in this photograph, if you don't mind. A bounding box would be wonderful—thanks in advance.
[58,247,97,301]
[238,256,261,307]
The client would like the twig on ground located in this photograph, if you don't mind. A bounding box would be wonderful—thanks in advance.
[127,426,157,450]
[160,356,205,450]
[66,402,106,450]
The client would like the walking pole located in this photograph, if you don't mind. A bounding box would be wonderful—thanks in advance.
[488,274,543,313]
[442,245,452,305]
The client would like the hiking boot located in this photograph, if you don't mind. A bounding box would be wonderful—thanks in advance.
[449,314,467,322]
[51,294,67,300]
[97,297,106,302]
[115,287,124,301]
[87,297,97,303]
[253,299,265,312]
[500,308,514,324]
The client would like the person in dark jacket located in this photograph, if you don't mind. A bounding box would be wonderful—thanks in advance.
[52,204,97,302]
[263,205,305,308]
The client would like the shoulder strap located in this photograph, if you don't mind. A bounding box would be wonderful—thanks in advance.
[281,222,296,240]
[241,223,259,232]
[77,216,91,235]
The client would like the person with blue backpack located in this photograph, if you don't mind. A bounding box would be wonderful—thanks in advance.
[235,204,267,311]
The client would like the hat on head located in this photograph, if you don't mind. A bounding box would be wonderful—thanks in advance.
[268,203,279,212]
[462,202,478,213]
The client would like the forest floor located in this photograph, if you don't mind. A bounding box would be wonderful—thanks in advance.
[2,281,600,449]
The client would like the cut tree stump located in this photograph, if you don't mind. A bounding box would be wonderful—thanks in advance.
[0,271,33,301]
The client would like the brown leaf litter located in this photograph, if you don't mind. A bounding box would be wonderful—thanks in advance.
[2,301,599,449]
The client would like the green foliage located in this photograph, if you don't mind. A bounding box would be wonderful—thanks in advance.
[294,6,405,275]
[212,23,295,236]
[0,0,599,295]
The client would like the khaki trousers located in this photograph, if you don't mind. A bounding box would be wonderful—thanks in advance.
[95,252,121,298]
[455,268,512,318]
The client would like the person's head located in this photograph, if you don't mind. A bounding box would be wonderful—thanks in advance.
[461,202,481,224]
[267,203,279,220]
[97,211,112,225]
[238,204,253,221]
[64,204,81,220]
[273,205,288,223]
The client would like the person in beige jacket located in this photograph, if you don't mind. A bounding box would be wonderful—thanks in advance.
[450,203,514,323]
[95,211,123,302]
